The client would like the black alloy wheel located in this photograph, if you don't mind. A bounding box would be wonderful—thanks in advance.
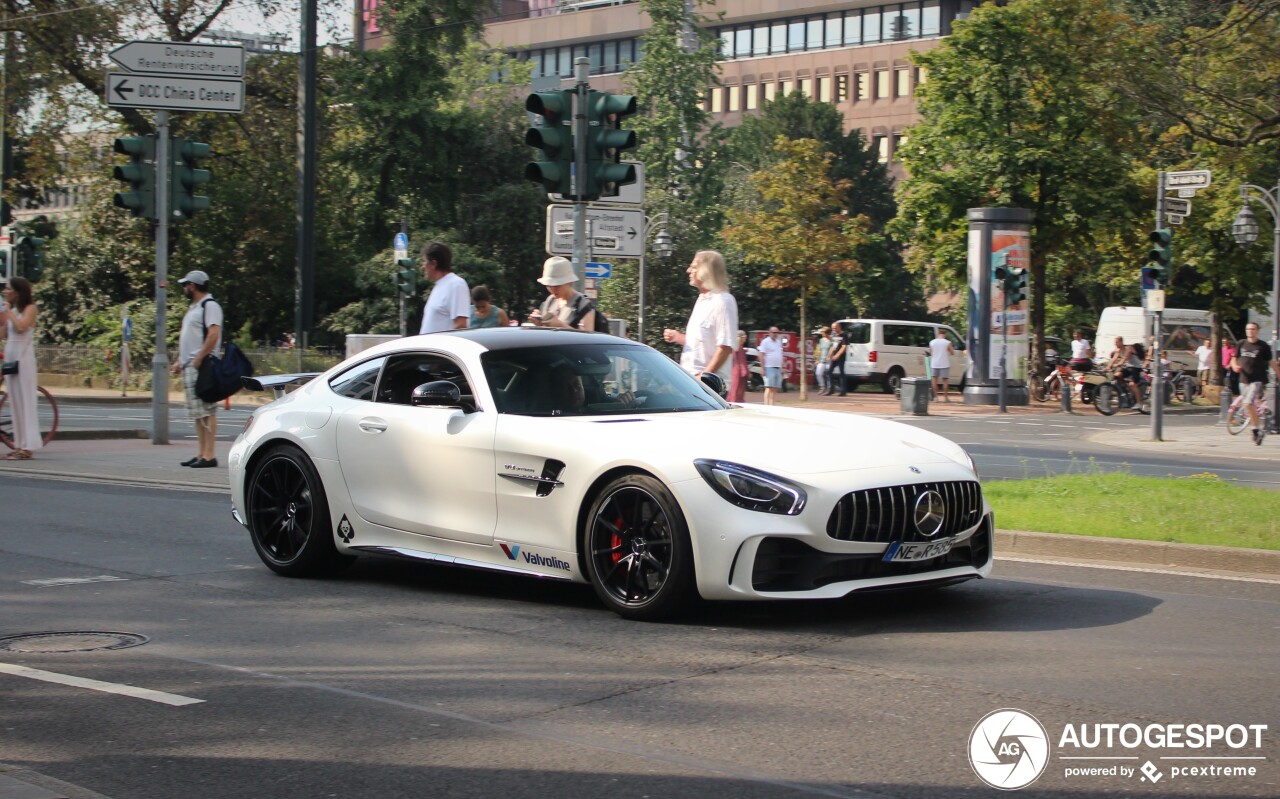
[246,445,352,576]
[584,474,695,621]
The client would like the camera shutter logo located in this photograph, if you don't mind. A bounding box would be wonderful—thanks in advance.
[968,708,1050,790]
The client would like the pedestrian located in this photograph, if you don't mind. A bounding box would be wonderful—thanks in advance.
[170,271,222,468]
[419,242,470,334]
[1,277,42,460]
[825,321,848,396]
[469,285,510,328]
[1231,322,1280,444]
[1069,330,1093,372]
[530,256,598,331]
[1221,338,1238,395]
[1194,339,1213,386]
[662,250,738,383]
[928,327,955,402]
[756,327,784,405]
[728,330,749,403]
[814,326,832,393]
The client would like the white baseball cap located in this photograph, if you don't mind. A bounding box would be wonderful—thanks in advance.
[178,270,210,285]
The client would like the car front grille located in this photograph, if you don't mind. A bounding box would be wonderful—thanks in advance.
[826,480,983,544]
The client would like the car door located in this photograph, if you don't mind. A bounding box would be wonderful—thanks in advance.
[335,351,496,545]
[942,325,968,381]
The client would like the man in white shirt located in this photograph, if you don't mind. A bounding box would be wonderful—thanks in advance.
[757,327,784,405]
[1194,340,1213,386]
[419,242,470,334]
[170,270,222,468]
[663,250,738,387]
[1069,330,1093,372]
[928,328,955,402]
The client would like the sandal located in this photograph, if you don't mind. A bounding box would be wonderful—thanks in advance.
[3,450,32,460]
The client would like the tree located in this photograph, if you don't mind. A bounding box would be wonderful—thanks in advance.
[722,137,869,400]
[891,0,1147,373]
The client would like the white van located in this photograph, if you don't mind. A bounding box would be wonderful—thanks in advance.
[1094,307,1225,371]
[834,319,969,393]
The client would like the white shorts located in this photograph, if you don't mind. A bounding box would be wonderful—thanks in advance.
[1240,380,1264,406]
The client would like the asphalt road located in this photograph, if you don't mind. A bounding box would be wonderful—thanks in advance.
[1,476,1276,798]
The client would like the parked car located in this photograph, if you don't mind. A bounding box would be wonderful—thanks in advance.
[834,319,969,394]
[230,328,991,621]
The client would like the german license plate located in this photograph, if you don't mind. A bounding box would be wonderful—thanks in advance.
[883,537,955,562]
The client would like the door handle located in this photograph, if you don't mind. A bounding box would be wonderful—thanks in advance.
[358,419,387,433]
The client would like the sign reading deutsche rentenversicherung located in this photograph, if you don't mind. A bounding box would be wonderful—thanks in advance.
[105,41,245,114]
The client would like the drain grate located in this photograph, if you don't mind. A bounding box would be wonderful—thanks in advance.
[0,631,150,653]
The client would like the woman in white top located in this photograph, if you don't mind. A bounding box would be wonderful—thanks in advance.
[1,277,42,459]
[662,250,738,383]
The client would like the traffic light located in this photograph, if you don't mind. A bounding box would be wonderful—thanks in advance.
[112,135,156,220]
[1146,228,1172,286]
[1007,267,1028,305]
[584,90,638,199]
[13,229,46,281]
[524,90,573,197]
[171,138,211,220]
[395,257,418,299]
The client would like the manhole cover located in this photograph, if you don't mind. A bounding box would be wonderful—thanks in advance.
[0,631,150,653]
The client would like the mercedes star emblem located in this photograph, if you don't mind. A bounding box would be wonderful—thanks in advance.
[913,490,946,537]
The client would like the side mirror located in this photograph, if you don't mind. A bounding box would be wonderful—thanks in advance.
[411,380,462,408]
[700,372,728,398]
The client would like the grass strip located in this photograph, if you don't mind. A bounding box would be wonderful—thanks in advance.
[984,472,1280,550]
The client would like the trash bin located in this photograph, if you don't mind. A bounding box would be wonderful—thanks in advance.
[900,377,930,415]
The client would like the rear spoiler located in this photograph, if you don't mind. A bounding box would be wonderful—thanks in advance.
[241,373,320,399]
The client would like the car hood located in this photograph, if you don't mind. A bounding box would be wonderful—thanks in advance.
[575,405,972,477]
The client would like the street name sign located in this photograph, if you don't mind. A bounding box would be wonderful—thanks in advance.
[1165,212,1186,226]
[1164,197,1191,215]
[1165,170,1211,190]
[106,72,244,113]
[109,41,244,78]
[546,205,644,258]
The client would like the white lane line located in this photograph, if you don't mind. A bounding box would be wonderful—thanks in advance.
[996,556,1280,584]
[0,663,204,706]
[22,575,128,587]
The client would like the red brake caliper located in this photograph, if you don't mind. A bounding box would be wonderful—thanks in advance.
[611,513,624,565]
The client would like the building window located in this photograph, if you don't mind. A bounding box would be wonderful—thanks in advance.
[589,43,603,74]
[754,24,770,56]
[855,72,869,101]
[864,10,881,42]
[895,67,911,97]
[557,46,571,77]
[875,70,890,99]
[788,21,805,51]
[817,76,831,103]
[711,86,724,113]
[798,77,812,97]
[892,132,906,161]
[835,74,850,102]
[719,30,732,57]
[771,23,786,54]
[736,28,752,57]
[826,13,843,47]
[922,0,941,36]
[745,83,759,110]
[917,65,928,84]
[603,41,617,72]
[727,85,741,112]
[806,18,824,49]
[763,81,777,102]
[779,79,794,96]
[873,135,889,163]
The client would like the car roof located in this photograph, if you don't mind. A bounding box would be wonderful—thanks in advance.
[424,327,639,352]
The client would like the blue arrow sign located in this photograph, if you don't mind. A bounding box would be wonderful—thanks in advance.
[393,232,408,251]
[585,262,612,279]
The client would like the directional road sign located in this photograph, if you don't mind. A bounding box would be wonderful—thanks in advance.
[585,262,612,279]
[1165,170,1211,191]
[547,205,644,258]
[106,72,244,113]
[1164,197,1191,215]
[1165,213,1186,226]
[110,41,244,79]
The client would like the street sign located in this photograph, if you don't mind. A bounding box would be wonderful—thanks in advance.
[393,231,409,260]
[109,41,244,78]
[1177,189,1196,198]
[546,204,644,257]
[585,262,612,279]
[553,162,645,206]
[1165,170,1211,191]
[106,72,244,113]
[1164,197,1191,215]
[1165,212,1186,226]
[554,220,574,234]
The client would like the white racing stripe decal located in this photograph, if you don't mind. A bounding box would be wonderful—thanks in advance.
[0,663,204,706]
[996,556,1280,584]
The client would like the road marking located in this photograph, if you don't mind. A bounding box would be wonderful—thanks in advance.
[996,556,1280,584]
[22,575,127,587]
[0,663,204,706]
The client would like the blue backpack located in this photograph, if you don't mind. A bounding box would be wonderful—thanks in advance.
[194,298,254,403]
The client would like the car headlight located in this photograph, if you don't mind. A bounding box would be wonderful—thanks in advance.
[694,459,806,515]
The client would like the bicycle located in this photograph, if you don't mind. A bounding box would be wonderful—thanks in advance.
[1225,390,1274,443]
[0,384,60,449]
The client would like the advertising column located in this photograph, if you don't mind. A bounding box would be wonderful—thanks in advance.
[964,208,1033,405]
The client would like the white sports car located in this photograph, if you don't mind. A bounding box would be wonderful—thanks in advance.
[229,328,991,620]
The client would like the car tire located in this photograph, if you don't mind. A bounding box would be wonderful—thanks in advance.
[884,369,904,395]
[245,445,354,577]
[583,473,696,621]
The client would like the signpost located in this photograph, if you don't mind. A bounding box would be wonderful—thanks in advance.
[546,204,643,258]
[109,41,245,78]
[106,73,244,113]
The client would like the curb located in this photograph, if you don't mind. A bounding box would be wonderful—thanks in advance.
[55,429,150,441]
[0,764,112,799]
[995,529,1280,578]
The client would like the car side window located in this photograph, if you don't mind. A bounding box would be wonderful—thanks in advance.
[378,352,475,409]
[945,328,963,349]
[328,357,385,402]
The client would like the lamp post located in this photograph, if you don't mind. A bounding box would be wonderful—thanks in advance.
[1233,178,1280,431]
[639,211,672,343]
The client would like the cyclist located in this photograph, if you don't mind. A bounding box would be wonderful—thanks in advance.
[1230,322,1280,445]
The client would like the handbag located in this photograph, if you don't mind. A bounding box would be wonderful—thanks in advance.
[1,360,16,375]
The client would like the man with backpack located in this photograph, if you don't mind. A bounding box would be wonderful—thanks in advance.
[530,257,603,332]
[171,270,222,469]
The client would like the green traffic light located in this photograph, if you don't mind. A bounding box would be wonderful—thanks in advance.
[394,257,418,299]
[584,90,637,199]
[112,135,156,219]
[524,90,574,197]
[171,137,212,220]
[1146,228,1172,284]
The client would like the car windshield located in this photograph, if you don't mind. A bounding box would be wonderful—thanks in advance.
[481,342,728,417]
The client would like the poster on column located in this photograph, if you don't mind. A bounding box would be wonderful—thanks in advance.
[988,229,1030,381]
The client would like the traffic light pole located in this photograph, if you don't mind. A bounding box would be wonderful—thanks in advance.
[152,110,171,445]
[572,57,589,294]
[1152,172,1165,442]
